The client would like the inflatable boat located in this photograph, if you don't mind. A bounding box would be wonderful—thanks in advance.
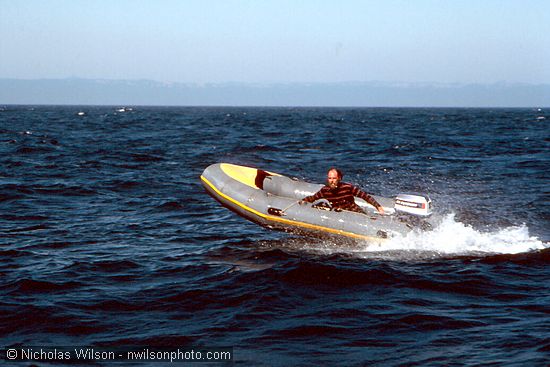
[200,163,434,244]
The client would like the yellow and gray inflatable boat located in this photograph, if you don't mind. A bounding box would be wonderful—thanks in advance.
[200,163,433,243]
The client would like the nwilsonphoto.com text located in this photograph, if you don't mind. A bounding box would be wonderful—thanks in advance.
[2,346,233,363]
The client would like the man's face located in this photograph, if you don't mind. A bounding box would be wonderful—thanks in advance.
[327,169,340,189]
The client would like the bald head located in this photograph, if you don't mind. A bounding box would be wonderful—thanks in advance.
[327,168,342,189]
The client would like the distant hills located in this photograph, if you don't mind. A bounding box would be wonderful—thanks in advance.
[1,78,549,107]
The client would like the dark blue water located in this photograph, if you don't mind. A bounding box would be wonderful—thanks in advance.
[1,106,549,366]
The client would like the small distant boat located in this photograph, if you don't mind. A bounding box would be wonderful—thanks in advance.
[201,163,434,244]
[77,111,85,116]
[116,107,133,112]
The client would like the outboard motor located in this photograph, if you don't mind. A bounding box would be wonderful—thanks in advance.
[394,194,432,217]
[394,194,433,231]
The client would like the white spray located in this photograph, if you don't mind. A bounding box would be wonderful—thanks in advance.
[297,214,548,259]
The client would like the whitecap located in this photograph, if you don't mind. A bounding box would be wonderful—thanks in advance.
[286,213,547,259]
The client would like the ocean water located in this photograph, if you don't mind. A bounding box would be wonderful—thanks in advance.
[0,105,549,366]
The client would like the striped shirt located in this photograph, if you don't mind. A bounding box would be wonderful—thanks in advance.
[302,182,382,213]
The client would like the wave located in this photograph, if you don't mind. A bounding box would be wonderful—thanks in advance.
[378,314,486,332]
[0,214,50,221]
[277,261,399,287]
[377,214,547,255]
[15,145,56,154]
[4,224,49,233]
[130,153,165,162]
[1,304,107,336]
[0,249,30,258]
[64,259,142,274]
[280,214,547,260]
[30,184,96,197]
[100,335,195,347]
[4,278,83,294]
[156,201,184,211]
[107,180,146,191]
[0,183,96,198]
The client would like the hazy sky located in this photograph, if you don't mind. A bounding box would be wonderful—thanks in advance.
[1,0,549,84]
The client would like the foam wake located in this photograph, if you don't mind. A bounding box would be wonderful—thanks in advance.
[364,214,547,256]
[290,214,548,259]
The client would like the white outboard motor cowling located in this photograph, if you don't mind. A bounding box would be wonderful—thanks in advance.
[394,194,432,217]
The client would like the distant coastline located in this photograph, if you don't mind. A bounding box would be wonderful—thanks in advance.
[1,78,549,107]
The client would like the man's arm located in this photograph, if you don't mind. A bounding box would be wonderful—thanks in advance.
[302,188,325,203]
[352,186,385,214]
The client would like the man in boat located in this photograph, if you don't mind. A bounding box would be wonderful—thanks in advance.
[300,168,385,215]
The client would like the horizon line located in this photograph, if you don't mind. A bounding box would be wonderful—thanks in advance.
[1,77,549,87]
[2,103,547,109]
